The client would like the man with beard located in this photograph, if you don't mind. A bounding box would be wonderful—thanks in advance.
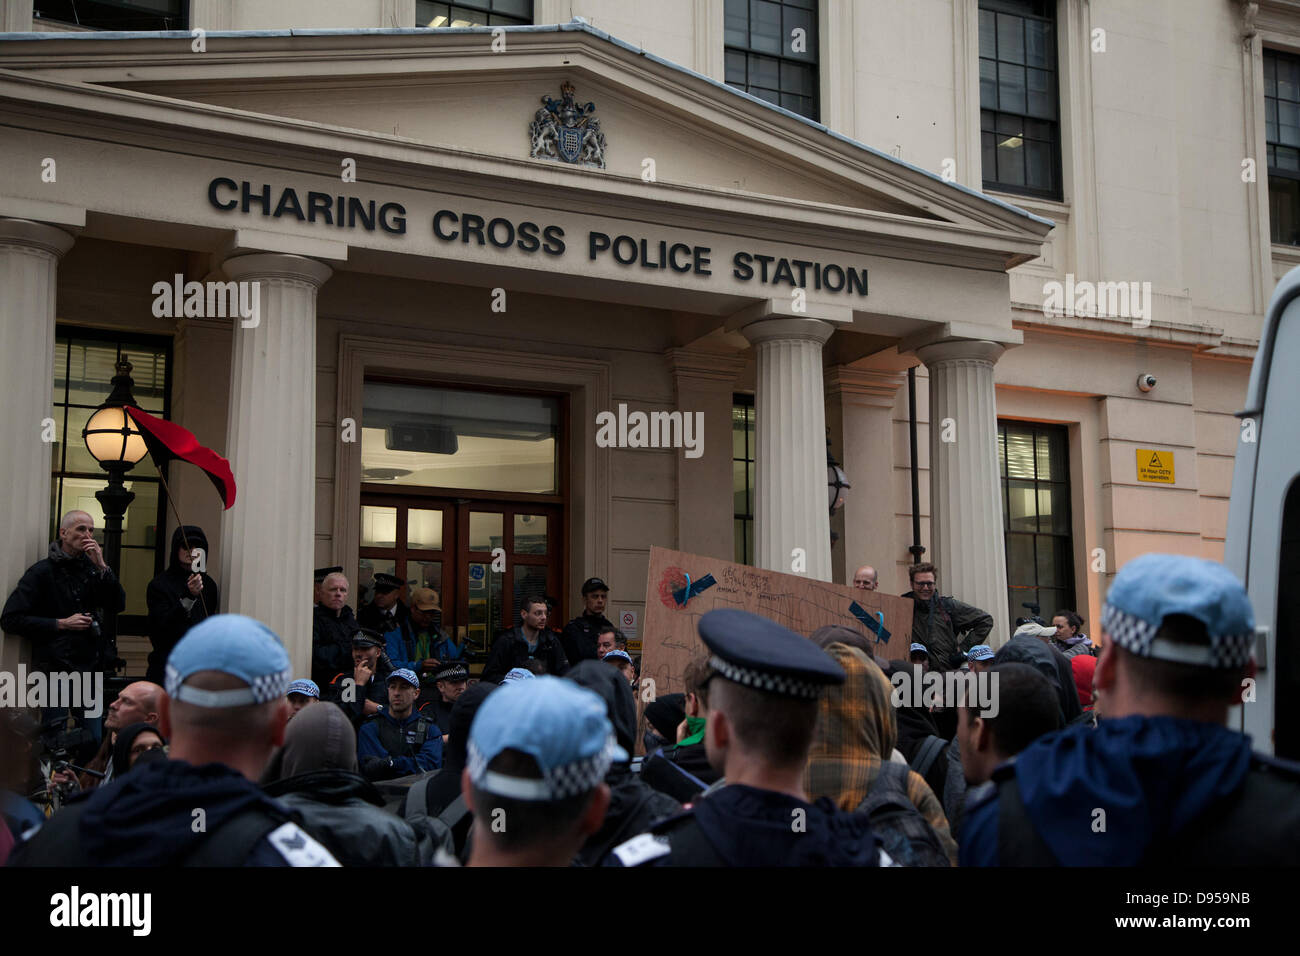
[145,525,219,685]
[312,571,358,688]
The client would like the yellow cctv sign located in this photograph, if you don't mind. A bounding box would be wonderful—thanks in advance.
[1137,449,1175,483]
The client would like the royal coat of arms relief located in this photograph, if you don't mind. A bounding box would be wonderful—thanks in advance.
[529,81,607,169]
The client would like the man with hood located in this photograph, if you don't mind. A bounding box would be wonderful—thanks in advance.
[902,562,993,672]
[993,622,1083,725]
[1,509,126,693]
[606,609,889,867]
[261,699,445,865]
[961,553,1300,866]
[804,642,957,864]
[565,660,681,866]
[9,614,339,866]
[145,524,219,685]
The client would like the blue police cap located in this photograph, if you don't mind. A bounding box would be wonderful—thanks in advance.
[697,608,844,700]
[602,649,633,664]
[387,668,420,689]
[286,679,320,699]
[909,643,929,656]
[500,667,535,684]
[166,614,292,708]
[468,676,626,801]
[966,645,995,662]
[1101,553,1255,669]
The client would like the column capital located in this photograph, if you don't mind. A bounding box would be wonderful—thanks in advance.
[739,315,835,348]
[915,338,1006,367]
[0,218,76,259]
[825,366,907,406]
[666,347,746,386]
[220,252,334,289]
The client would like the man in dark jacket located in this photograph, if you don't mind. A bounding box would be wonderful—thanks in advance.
[359,571,416,663]
[903,562,993,672]
[482,594,569,682]
[311,571,358,687]
[565,660,680,866]
[607,609,888,867]
[356,669,443,780]
[9,613,339,866]
[1,510,126,677]
[993,623,1084,725]
[145,524,219,685]
[325,629,393,728]
[261,697,444,865]
[961,554,1300,867]
[560,577,614,665]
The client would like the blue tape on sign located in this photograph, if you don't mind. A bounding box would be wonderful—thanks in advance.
[849,601,891,645]
[672,573,717,607]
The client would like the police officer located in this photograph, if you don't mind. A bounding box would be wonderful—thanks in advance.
[961,553,1300,866]
[286,678,319,720]
[420,662,468,732]
[9,614,339,866]
[357,668,443,781]
[327,628,393,728]
[560,577,614,664]
[606,608,890,867]
[360,572,416,663]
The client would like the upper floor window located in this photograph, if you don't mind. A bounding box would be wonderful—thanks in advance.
[732,395,756,565]
[724,0,819,121]
[33,0,186,30]
[979,0,1062,200]
[1265,49,1300,245]
[417,0,532,28]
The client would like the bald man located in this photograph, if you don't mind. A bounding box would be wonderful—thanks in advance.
[312,572,359,687]
[2,510,126,752]
[70,681,163,792]
[852,566,879,590]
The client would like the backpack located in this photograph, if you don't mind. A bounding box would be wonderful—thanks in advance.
[856,761,952,867]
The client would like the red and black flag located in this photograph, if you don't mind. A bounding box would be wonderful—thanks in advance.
[123,406,236,509]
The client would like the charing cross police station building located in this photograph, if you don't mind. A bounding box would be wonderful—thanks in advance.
[0,0,1278,679]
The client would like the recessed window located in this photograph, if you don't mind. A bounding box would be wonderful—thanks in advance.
[733,395,756,564]
[979,0,1062,200]
[33,0,186,31]
[416,0,532,28]
[999,421,1076,626]
[1265,49,1300,245]
[724,0,819,121]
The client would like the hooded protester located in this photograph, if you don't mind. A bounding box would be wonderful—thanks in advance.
[643,693,685,754]
[804,643,957,865]
[261,701,442,866]
[145,524,219,685]
[402,681,497,860]
[565,661,681,866]
[110,723,167,779]
[993,626,1084,725]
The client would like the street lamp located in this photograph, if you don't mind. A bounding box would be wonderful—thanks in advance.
[827,435,850,548]
[83,356,147,579]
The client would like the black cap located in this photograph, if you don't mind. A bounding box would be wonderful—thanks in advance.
[372,572,403,593]
[433,663,469,682]
[314,566,344,582]
[351,628,386,649]
[581,577,609,595]
[697,609,844,699]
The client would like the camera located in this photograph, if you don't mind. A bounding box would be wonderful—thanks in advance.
[1137,373,1157,392]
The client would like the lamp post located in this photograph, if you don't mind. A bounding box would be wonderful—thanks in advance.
[827,435,850,547]
[82,357,147,585]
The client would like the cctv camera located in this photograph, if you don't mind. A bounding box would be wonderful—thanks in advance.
[1137,373,1157,392]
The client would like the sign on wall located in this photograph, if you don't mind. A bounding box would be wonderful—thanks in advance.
[1136,448,1175,484]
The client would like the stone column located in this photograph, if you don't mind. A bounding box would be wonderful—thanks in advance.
[218,253,332,676]
[0,219,75,672]
[825,367,907,586]
[667,348,746,560]
[740,317,835,581]
[917,339,1009,644]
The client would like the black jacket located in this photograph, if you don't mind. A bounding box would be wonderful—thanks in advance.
[0,542,125,672]
[992,634,1083,725]
[902,592,994,671]
[325,654,394,728]
[145,526,219,683]
[564,661,681,866]
[359,600,414,653]
[311,603,359,687]
[561,611,614,665]
[481,625,569,682]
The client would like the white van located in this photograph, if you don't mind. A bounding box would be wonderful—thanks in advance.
[1225,266,1300,759]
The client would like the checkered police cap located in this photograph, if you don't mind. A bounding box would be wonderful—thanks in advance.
[165,614,293,707]
[466,675,628,801]
[1102,553,1255,670]
[697,608,844,700]
[708,654,822,700]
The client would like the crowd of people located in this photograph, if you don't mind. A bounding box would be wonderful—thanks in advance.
[1,509,1298,866]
